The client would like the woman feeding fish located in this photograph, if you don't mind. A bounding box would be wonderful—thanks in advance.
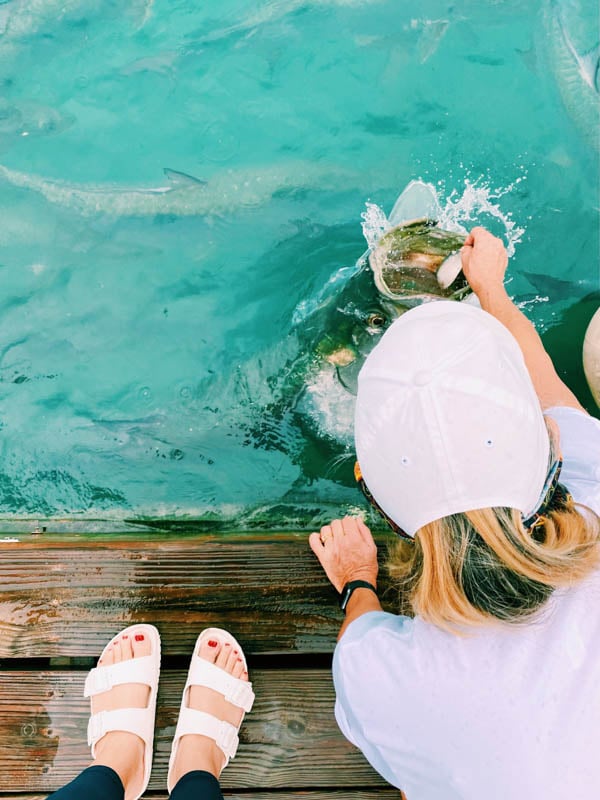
[310,227,600,799]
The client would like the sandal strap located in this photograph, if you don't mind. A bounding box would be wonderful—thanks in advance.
[186,658,255,713]
[87,707,149,750]
[84,655,156,698]
[175,708,240,761]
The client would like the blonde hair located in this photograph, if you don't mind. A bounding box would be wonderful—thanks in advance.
[388,496,599,631]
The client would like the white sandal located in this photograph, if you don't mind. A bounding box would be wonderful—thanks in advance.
[84,624,161,800]
[167,627,255,793]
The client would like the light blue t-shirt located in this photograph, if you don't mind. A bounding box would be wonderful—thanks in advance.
[333,407,600,800]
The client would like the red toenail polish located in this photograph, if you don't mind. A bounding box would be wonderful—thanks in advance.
[135,634,144,641]
[208,640,218,647]
[123,635,128,639]
[224,643,230,647]
[233,650,238,654]
[237,658,242,662]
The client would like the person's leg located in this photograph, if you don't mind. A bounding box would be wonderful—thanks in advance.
[169,637,249,797]
[46,764,124,800]
[48,630,155,800]
[88,631,153,795]
[170,769,224,800]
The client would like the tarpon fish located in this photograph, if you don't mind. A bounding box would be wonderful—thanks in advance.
[543,0,600,149]
[188,1,447,66]
[189,0,386,46]
[0,161,343,217]
[296,187,471,434]
[0,0,153,40]
[247,184,473,465]
[307,261,397,395]
[312,227,469,391]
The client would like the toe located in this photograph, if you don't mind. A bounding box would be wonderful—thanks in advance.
[215,642,231,669]
[232,658,245,680]
[112,637,123,663]
[120,634,133,660]
[102,642,115,666]
[225,648,239,672]
[131,629,152,659]
[199,637,221,664]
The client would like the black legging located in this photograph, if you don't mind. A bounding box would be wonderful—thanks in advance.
[46,765,224,800]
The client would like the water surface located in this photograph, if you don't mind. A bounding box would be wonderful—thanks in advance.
[0,0,597,525]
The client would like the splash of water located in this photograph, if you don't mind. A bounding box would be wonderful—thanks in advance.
[360,201,391,251]
[363,177,526,256]
[294,176,526,327]
[293,196,389,325]
[436,178,526,256]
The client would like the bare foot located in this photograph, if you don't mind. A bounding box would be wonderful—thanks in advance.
[91,630,152,800]
[169,637,248,786]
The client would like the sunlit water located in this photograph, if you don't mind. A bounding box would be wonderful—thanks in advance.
[0,0,598,526]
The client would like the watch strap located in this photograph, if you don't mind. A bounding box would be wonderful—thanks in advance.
[339,579,378,611]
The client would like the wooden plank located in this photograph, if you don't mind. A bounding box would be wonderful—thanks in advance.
[2,793,401,799]
[0,534,395,658]
[0,669,388,792]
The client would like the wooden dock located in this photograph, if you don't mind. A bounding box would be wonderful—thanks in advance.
[0,530,400,798]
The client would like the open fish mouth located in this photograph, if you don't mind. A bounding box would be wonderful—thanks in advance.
[369,217,471,305]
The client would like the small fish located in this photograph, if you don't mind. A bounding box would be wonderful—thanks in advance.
[521,270,583,296]
[120,49,179,77]
[0,98,75,138]
[414,18,449,64]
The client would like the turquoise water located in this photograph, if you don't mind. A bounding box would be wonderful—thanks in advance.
[0,0,598,525]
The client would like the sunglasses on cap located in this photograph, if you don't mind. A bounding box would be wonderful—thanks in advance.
[355,454,570,539]
[354,461,414,541]
[521,455,570,531]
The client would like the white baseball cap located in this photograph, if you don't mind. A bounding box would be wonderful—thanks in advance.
[355,301,550,536]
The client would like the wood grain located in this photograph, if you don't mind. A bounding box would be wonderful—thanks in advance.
[0,669,389,792]
[0,534,397,658]
[2,793,401,799]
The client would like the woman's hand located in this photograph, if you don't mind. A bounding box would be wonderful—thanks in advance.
[309,516,378,593]
[461,226,508,301]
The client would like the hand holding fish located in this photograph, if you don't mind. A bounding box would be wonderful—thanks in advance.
[461,227,508,301]
[309,516,378,593]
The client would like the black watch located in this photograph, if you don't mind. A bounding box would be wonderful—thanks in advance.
[339,579,378,611]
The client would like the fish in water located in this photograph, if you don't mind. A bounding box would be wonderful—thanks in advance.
[296,182,473,441]
[0,161,346,217]
[0,0,152,40]
[188,0,386,46]
[0,98,75,140]
[542,0,600,149]
[304,259,397,396]
[236,186,475,485]
[0,0,74,37]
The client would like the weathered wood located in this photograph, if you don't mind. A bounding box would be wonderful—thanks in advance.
[2,793,401,799]
[0,669,388,791]
[0,534,396,658]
